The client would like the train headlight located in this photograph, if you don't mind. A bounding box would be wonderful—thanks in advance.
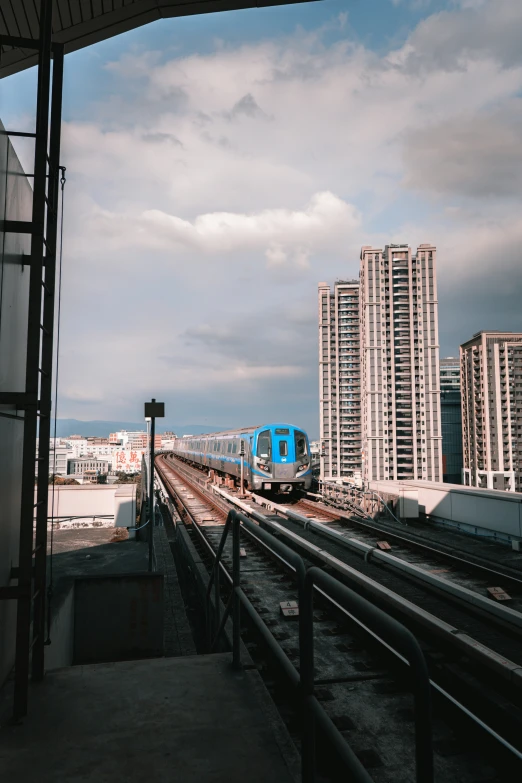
[297,463,309,472]
[258,463,271,473]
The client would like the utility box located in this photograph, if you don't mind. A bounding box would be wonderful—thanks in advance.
[398,489,419,520]
[114,485,137,539]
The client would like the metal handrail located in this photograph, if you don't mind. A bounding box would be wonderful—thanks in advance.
[302,567,433,783]
[207,508,433,783]
[205,512,233,649]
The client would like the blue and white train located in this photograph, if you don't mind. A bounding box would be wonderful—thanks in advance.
[172,423,312,493]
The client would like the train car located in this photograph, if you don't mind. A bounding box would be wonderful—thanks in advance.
[171,423,312,493]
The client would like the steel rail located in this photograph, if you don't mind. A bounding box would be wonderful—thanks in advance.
[297,496,522,590]
[259,497,522,631]
[163,454,522,588]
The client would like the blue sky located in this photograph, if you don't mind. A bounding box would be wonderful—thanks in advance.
[2,0,451,125]
[2,0,522,438]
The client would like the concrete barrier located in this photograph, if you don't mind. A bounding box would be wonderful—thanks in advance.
[73,573,164,665]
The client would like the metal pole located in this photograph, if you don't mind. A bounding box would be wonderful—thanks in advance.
[148,412,155,572]
[240,446,244,495]
[301,572,316,783]
[232,511,241,669]
[32,41,64,683]
[214,559,220,639]
[13,0,53,720]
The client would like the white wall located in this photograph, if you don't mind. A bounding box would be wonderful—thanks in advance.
[368,478,522,539]
[114,485,137,535]
[45,586,75,671]
[45,484,135,526]
[0,120,33,687]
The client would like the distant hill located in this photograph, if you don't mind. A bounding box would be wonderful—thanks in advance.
[53,419,230,438]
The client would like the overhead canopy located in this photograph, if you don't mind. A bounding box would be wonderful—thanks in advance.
[0,0,312,78]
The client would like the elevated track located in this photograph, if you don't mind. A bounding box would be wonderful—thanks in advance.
[156,453,522,782]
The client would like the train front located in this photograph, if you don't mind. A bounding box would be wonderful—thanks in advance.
[252,424,312,493]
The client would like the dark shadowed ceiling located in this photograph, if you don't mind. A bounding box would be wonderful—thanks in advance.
[0,0,314,77]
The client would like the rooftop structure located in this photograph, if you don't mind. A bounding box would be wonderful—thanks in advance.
[0,0,314,77]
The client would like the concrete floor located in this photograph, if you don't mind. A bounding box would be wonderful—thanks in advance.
[0,654,296,782]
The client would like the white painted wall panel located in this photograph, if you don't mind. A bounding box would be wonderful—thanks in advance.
[0,121,33,687]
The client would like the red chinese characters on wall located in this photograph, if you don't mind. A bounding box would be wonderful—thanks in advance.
[114,449,145,472]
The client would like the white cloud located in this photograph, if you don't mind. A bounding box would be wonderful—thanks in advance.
[402,100,522,197]
[82,191,359,269]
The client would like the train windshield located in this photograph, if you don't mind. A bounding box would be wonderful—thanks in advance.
[257,430,272,459]
[294,431,308,458]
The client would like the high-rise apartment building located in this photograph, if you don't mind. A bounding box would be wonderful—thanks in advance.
[440,357,463,484]
[359,244,442,483]
[318,280,361,480]
[461,331,522,492]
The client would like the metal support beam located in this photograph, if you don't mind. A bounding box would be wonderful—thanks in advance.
[32,42,65,683]
[0,131,38,138]
[0,392,37,407]
[0,587,26,599]
[13,0,53,721]
[148,415,155,571]
[0,35,42,50]
[0,220,38,234]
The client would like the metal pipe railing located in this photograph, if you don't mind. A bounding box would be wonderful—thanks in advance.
[303,567,433,782]
[206,508,433,783]
[205,512,233,649]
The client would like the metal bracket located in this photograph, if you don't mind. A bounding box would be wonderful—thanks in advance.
[0,35,41,50]
[0,220,42,234]
[10,566,35,579]
[364,547,376,563]
[0,392,38,408]
[0,585,31,599]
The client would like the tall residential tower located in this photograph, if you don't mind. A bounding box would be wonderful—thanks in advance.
[359,244,442,483]
[461,331,522,492]
[318,280,361,480]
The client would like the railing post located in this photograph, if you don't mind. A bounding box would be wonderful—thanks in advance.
[411,644,433,782]
[205,511,233,652]
[232,510,241,669]
[307,567,433,783]
[300,570,316,783]
[205,570,212,652]
[214,557,221,639]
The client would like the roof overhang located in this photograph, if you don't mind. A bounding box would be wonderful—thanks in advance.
[1,0,316,79]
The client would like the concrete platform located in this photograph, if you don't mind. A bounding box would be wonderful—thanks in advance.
[43,527,195,660]
[0,654,296,782]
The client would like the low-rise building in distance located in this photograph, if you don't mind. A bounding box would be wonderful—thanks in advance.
[38,428,175,482]
[67,458,110,483]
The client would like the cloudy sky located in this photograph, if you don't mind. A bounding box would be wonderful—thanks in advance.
[2,0,522,438]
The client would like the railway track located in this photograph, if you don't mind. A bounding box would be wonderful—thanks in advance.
[156,453,522,782]
[287,496,522,591]
[261,498,522,635]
